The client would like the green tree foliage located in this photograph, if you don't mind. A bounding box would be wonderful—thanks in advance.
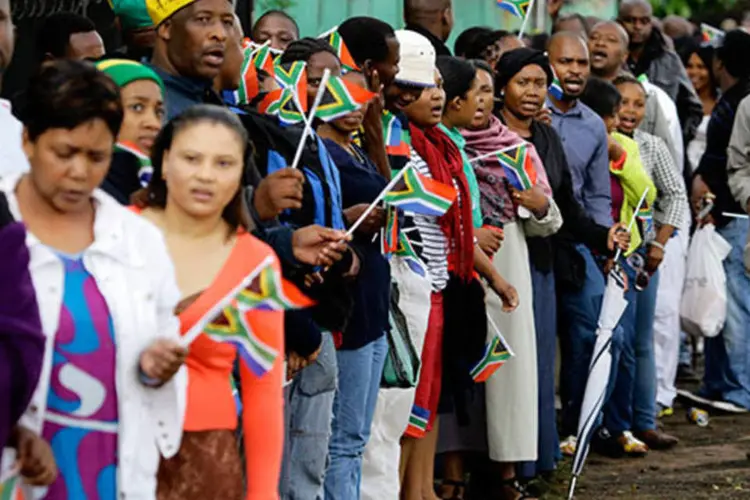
[257,0,298,10]
[650,0,740,18]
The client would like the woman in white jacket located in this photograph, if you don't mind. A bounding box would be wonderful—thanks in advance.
[0,60,186,500]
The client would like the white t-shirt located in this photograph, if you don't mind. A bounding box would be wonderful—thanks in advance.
[0,99,30,178]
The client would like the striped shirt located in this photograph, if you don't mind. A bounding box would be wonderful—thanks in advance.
[402,147,450,292]
[633,129,687,229]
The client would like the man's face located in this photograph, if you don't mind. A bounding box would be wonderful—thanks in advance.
[164,0,234,80]
[549,36,590,99]
[0,0,13,76]
[371,36,400,89]
[252,13,298,51]
[619,2,653,46]
[66,31,106,61]
[588,24,627,77]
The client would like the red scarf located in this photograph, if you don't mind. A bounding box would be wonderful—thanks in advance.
[409,123,475,281]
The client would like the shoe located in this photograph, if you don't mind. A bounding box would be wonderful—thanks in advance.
[657,405,674,418]
[634,429,679,450]
[677,365,699,382]
[593,429,648,458]
[560,435,577,456]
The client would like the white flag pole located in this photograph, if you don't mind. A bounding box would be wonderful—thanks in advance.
[517,0,537,39]
[614,187,650,263]
[345,164,412,237]
[468,143,526,164]
[290,68,331,169]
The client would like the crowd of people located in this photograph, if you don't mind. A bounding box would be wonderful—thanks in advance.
[1,0,749,499]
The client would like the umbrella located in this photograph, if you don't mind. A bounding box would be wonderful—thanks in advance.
[567,268,629,499]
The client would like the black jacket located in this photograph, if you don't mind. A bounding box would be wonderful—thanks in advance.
[694,79,750,228]
[405,24,452,57]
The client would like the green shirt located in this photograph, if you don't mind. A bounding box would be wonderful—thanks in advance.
[438,123,483,229]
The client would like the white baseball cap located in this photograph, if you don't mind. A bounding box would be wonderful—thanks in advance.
[394,30,437,87]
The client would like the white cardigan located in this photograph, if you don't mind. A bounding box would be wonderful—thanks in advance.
[0,173,186,499]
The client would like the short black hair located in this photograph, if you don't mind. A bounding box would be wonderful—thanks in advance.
[338,17,396,66]
[470,59,494,77]
[20,59,122,141]
[251,9,300,38]
[139,105,250,231]
[436,55,476,103]
[279,37,337,65]
[454,27,503,60]
[612,72,645,92]
[35,12,97,61]
[716,29,750,80]
[580,77,622,118]
[554,13,589,36]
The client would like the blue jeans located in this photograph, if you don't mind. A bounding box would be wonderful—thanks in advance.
[559,245,623,437]
[324,335,388,500]
[519,264,560,478]
[700,219,750,409]
[280,333,338,500]
[604,254,660,434]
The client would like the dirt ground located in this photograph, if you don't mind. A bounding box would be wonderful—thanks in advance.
[545,381,750,500]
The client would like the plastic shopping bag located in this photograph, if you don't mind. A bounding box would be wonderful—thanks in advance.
[680,224,732,338]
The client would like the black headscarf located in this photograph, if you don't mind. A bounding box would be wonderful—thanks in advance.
[495,47,554,90]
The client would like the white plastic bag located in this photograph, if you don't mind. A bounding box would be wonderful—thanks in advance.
[680,224,732,338]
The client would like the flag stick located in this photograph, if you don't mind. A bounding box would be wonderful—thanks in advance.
[518,0,537,39]
[722,212,749,219]
[567,476,578,500]
[345,164,412,237]
[468,143,526,164]
[614,187,650,263]
[290,68,331,170]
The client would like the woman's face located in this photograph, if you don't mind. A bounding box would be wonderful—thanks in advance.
[403,69,445,128]
[23,119,114,214]
[469,68,494,130]
[118,80,164,154]
[447,75,481,128]
[686,52,709,94]
[331,71,369,134]
[306,50,342,110]
[162,121,244,220]
[503,63,548,120]
[616,81,646,135]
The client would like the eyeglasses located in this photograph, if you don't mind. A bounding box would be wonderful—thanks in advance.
[626,253,651,292]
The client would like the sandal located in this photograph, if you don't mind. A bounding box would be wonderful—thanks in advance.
[496,477,537,500]
[440,479,466,500]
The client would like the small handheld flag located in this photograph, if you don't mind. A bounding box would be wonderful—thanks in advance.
[497,0,530,18]
[494,144,537,191]
[251,43,276,76]
[394,231,428,278]
[637,206,656,242]
[319,27,360,73]
[314,75,378,122]
[381,204,399,255]
[548,66,564,101]
[236,263,315,312]
[701,23,725,44]
[406,405,430,438]
[0,474,22,500]
[471,316,515,382]
[115,141,153,187]
[384,167,458,217]
[382,112,411,157]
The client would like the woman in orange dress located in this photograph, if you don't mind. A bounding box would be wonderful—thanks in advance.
[133,104,284,499]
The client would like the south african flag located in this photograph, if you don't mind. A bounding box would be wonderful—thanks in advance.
[701,23,724,44]
[384,166,457,217]
[314,75,377,122]
[471,331,514,382]
[497,0,530,18]
[383,112,410,157]
[319,27,360,73]
[381,204,399,255]
[115,141,152,188]
[494,144,537,191]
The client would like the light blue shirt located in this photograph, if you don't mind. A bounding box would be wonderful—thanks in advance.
[548,99,613,227]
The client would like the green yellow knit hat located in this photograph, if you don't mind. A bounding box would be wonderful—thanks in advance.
[107,0,154,30]
[96,59,166,96]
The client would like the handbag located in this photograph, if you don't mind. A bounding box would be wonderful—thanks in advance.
[381,282,421,389]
